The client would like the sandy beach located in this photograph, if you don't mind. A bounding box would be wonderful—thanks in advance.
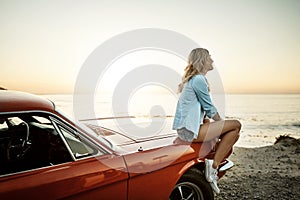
[215,135,300,199]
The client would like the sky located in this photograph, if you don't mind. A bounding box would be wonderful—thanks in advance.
[0,0,300,94]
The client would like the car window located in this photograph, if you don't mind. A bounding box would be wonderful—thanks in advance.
[0,114,73,176]
[57,124,100,159]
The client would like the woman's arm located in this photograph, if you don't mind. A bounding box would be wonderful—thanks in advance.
[191,75,219,119]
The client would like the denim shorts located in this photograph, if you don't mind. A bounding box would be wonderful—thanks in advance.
[177,127,194,142]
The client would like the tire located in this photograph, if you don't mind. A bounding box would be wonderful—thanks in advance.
[169,168,214,200]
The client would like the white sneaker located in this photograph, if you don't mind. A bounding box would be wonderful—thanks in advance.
[205,159,220,194]
[205,159,217,182]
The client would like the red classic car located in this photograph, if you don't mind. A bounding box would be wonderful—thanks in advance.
[0,90,233,200]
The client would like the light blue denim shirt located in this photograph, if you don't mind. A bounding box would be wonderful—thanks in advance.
[172,74,218,139]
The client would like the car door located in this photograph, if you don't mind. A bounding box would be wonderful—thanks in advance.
[0,113,128,200]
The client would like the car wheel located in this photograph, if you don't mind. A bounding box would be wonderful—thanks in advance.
[169,168,214,200]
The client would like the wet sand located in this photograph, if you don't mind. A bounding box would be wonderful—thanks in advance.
[215,135,300,200]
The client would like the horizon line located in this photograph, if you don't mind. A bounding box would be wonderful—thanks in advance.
[2,88,300,95]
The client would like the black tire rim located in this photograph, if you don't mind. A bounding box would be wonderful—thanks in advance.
[170,181,205,200]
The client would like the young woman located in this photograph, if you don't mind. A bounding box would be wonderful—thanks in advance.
[173,48,241,194]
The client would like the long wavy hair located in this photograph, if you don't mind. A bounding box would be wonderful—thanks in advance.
[178,48,211,93]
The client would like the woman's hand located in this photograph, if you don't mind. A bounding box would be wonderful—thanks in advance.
[212,112,222,121]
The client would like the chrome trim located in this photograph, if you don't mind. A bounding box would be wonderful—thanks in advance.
[0,110,52,115]
[50,117,77,161]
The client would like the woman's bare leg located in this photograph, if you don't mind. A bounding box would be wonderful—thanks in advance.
[193,120,241,168]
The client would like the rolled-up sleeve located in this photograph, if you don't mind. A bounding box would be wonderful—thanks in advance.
[190,75,217,118]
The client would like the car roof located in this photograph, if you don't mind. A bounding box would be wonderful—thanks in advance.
[0,90,55,113]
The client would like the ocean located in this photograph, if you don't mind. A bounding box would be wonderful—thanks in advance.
[43,94,300,148]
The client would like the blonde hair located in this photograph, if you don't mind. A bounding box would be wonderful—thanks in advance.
[178,48,211,93]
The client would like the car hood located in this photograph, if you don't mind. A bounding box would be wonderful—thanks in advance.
[82,117,184,153]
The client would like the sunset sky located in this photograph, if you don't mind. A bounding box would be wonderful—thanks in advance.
[1,0,300,94]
